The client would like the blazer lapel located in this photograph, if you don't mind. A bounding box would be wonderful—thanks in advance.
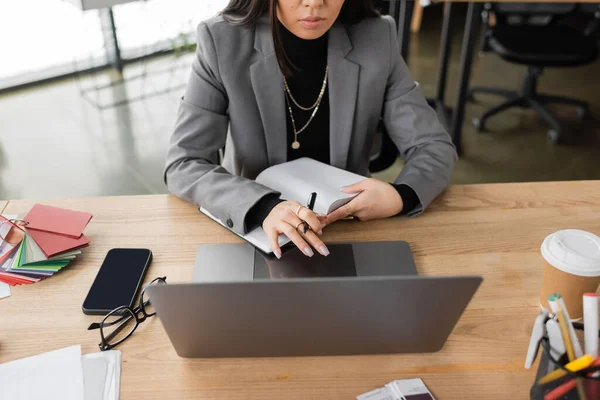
[327,22,359,170]
[250,18,287,166]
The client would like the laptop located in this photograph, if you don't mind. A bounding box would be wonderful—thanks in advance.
[146,241,482,358]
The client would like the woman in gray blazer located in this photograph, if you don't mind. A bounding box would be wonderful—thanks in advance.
[165,0,457,259]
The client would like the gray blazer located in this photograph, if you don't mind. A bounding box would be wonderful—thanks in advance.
[165,14,457,235]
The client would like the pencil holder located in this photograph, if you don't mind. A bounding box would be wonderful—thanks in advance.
[530,323,600,400]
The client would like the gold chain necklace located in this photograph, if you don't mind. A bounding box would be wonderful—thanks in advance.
[283,66,328,111]
[283,66,328,150]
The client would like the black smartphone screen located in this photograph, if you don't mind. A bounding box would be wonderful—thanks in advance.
[82,248,152,315]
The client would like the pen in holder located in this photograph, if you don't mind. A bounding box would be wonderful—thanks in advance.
[530,322,600,400]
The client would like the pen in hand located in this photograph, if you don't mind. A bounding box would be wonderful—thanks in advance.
[303,192,317,234]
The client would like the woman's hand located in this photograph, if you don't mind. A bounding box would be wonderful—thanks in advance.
[263,201,329,259]
[323,179,404,224]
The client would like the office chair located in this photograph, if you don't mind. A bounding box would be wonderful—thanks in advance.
[469,3,600,143]
[369,121,399,173]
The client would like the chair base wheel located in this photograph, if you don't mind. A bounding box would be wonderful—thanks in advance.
[547,130,560,144]
[575,106,587,121]
[472,118,484,132]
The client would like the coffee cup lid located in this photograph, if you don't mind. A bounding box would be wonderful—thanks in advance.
[541,229,600,277]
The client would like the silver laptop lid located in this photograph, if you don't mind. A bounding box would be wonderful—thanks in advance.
[146,275,482,358]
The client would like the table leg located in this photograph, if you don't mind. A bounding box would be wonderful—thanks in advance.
[449,2,483,156]
[430,2,454,129]
[398,0,415,61]
[99,7,124,73]
[411,0,424,33]
[436,2,453,104]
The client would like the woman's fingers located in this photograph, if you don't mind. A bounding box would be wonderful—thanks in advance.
[324,199,358,225]
[340,179,368,194]
[301,229,330,256]
[282,210,329,256]
[280,222,314,257]
[317,214,327,229]
[266,227,282,259]
[297,207,323,234]
[263,201,332,258]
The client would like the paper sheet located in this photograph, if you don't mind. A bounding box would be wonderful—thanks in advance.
[0,347,121,400]
[0,245,40,284]
[0,214,18,261]
[356,387,395,400]
[357,379,435,400]
[0,281,10,299]
[82,350,121,400]
[0,345,84,400]
[255,158,362,215]
[82,357,108,400]
[26,228,90,258]
[25,231,80,263]
[24,204,92,239]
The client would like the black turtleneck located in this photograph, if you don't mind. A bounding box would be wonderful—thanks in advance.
[280,21,330,165]
[244,21,418,233]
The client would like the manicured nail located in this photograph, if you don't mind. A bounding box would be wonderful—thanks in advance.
[321,223,326,229]
[320,246,330,256]
[318,230,323,235]
[274,249,281,259]
[304,247,314,257]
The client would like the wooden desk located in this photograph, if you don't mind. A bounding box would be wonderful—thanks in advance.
[2,181,600,399]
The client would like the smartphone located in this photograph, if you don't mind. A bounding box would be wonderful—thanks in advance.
[82,248,152,315]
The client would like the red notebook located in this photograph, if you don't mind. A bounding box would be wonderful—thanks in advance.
[27,229,90,258]
[24,204,92,239]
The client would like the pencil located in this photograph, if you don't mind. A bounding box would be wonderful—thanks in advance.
[543,357,600,400]
[557,309,575,361]
[538,354,593,384]
[557,307,587,399]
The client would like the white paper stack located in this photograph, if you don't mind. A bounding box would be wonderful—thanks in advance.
[0,281,10,299]
[357,378,435,400]
[82,350,122,400]
[0,345,121,400]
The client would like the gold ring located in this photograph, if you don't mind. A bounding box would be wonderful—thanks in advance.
[295,221,305,231]
[344,203,353,216]
[295,205,304,216]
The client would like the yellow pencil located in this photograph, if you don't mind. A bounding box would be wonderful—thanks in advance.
[557,309,575,361]
[556,307,587,399]
[538,354,594,384]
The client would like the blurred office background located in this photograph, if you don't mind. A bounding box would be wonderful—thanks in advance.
[0,0,599,201]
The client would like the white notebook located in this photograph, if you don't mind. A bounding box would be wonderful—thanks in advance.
[200,158,366,254]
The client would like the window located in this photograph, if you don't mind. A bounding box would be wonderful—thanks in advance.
[0,0,229,90]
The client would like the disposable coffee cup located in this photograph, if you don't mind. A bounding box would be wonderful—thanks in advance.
[540,229,600,319]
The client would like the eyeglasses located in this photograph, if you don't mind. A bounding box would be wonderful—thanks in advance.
[88,276,167,351]
[0,216,29,245]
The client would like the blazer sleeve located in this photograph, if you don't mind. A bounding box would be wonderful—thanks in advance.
[381,15,458,216]
[164,22,279,235]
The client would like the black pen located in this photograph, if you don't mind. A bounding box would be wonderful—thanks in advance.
[303,192,317,234]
